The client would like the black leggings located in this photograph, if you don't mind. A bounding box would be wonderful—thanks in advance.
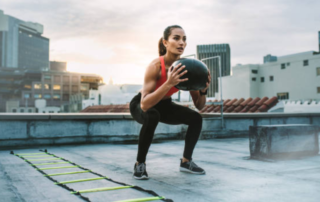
[129,92,202,163]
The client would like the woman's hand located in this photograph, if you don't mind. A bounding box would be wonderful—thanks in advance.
[200,70,211,93]
[165,63,188,87]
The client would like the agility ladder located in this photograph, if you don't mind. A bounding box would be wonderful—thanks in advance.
[11,149,173,202]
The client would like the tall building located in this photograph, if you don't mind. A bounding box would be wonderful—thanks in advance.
[0,10,49,70]
[197,44,231,97]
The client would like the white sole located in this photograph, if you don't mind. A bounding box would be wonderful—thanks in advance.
[133,175,149,180]
[180,167,206,175]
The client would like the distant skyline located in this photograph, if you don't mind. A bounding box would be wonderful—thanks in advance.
[1,0,319,84]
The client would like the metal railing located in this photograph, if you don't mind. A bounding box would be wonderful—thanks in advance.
[201,56,224,129]
[182,54,224,129]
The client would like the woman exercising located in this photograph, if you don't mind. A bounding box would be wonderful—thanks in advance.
[129,25,211,180]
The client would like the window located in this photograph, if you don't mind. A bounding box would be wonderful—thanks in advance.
[72,76,79,83]
[34,83,42,89]
[54,75,61,82]
[72,85,78,92]
[12,109,17,113]
[63,85,69,91]
[303,60,309,66]
[34,94,42,98]
[318,87,320,94]
[44,94,51,99]
[24,94,30,99]
[252,77,256,81]
[28,109,32,113]
[270,76,274,81]
[24,84,31,89]
[281,63,286,69]
[261,77,264,82]
[317,67,320,76]
[277,92,289,100]
[63,76,70,83]
[53,94,61,100]
[287,62,290,66]
[44,83,51,90]
[81,84,88,91]
[44,75,51,81]
[63,94,69,101]
[20,109,24,113]
[251,70,258,74]
[53,85,61,90]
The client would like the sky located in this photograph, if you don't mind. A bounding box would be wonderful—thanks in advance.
[0,0,319,84]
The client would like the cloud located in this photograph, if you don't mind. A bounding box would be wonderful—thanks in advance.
[1,0,320,84]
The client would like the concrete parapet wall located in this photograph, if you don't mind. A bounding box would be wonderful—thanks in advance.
[1,112,320,148]
[249,124,320,159]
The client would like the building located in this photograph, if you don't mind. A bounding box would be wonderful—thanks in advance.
[0,67,42,112]
[217,51,320,101]
[197,44,231,97]
[81,84,143,111]
[50,61,67,71]
[0,10,49,70]
[1,67,103,112]
[263,54,277,63]
[318,31,320,52]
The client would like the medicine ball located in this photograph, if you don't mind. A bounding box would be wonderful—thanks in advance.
[171,58,209,91]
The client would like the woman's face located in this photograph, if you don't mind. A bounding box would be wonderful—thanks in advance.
[163,28,187,55]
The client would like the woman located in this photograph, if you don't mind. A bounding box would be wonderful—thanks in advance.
[130,25,211,180]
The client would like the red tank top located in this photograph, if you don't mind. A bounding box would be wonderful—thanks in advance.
[154,56,179,96]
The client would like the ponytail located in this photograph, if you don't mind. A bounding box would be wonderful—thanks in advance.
[158,37,166,56]
[158,25,183,56]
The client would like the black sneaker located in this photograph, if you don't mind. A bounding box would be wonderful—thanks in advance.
[180,159,205,174]
[133,162,149,180]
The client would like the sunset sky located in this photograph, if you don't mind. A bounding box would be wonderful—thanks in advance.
[1,0,319,84]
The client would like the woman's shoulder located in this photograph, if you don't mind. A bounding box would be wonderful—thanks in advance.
[148,57,161,69]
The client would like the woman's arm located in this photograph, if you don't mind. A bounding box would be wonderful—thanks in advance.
[190,71,211,111]
[140,59,187,112]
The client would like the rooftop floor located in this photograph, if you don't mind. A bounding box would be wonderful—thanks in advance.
[1,138,319,202]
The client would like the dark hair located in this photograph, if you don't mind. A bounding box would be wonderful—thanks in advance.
[158,25,183,56]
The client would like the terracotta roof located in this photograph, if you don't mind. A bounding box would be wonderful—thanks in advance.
[81,96,278,113]
[81,103,130,113]
[200,96,278,113]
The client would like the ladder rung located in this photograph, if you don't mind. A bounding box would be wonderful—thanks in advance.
[26,158,62,162]
[16,153,46,156]
[32,162,70,166]
[37,166,79,170]
[71,186,133,194]
[55,176,108,185]
[44,170,91,177]
[24,155,54,159]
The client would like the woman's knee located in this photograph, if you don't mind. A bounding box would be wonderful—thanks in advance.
[145,108,160,123]
[191,112,202,125]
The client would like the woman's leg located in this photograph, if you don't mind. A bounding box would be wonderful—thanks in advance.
[155,102,203,161]
[136,108,160,163]
[129,93,160,163]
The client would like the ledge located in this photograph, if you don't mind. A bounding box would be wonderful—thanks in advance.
[1,112,320,120]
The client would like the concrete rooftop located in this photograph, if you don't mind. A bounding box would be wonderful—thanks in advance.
[1,138,320,202]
